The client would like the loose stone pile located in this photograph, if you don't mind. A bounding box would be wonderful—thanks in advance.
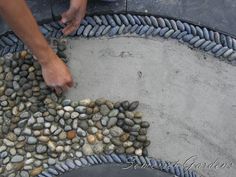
[0,39,150,177]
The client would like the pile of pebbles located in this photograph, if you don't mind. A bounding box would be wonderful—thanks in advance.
[0,39,150,177]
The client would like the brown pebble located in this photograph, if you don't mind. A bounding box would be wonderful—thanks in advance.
[20,50,27,59]
[95,132,103,141]
[120,133,130,142]
[86,108,93,114]
[93,106,99,113]
[87,134,96,144]
[134,111,143,118]
[30,166,43,176]
[105,100,114,109]
[13,162,24,171]
[67,130,76,140]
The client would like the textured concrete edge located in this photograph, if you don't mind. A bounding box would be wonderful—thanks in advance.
[0,13,236,66]
[37,153,199,177]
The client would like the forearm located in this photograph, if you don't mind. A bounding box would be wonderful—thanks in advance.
[0,0,55,65]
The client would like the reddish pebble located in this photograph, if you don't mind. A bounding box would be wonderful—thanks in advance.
[67,130,76,139]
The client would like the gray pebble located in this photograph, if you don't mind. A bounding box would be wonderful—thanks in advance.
[100,15,108,26]
[157,18,165,28]
[48,158,56,165]
[113,14,122,26]
[77,127,87,137]
[107,117,117,128]
[183,22,191,34]
[132,15,141,25]
[95,25,106,37]
[108,109,119,117]
[36,145,47,154]
[77,25,85,36]
[125,14,135,25]
[152,27,161,36]
[159,27,169,37]
[106,14,116,27]
[83,25,93,37]
[11,155,24,163]
[189,36,200,45]
[102,25,111,35]
[89,25,99,37]
[119,14,129,26]
[74,159,82,167]
[146,26,155,36]
[27,136,37,144]
[20,171,29,177]
[85,16,97,26]
[176,20,185,31]
[100,105,110,116]
[211,44,222,53]
[164,29,175,38]
[203,27,210,40]
[150,16,158,28]
[139,25,149,35]
[93,15,102,25]
[215,46,228,57]
[108,26,119,37]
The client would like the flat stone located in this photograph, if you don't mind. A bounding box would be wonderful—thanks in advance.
[11,155,24,163]
[27,137,37,144]
[100,105,110,116]
[67,130,77,140]
[48,158,56,165]
[107,117,118,128]
[82,144,93,155]
[108,109,119,117]
[93,142,104,154]
[110,126,124,137]
[3,139,14,147]
[36,145,47,154]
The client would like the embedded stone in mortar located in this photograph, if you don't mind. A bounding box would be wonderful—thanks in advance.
[0,39,150,176]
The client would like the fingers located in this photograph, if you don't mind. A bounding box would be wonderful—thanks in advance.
[54,87,63,95]
[50,78,73,94]
[62,16,82,35]
[67,78,74,87]
[62,7,85,35]
[61,7,77,24]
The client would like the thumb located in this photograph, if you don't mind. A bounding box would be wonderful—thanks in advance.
[61,8,76,23]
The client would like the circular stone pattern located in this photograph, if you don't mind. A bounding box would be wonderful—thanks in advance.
[0,39,151,177]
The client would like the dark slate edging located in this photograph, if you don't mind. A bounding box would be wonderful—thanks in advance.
[0,13,236,66]
[38,153,200,177]
[127,0,236,38]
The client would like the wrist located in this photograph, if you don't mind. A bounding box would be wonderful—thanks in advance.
[33,43,57,66]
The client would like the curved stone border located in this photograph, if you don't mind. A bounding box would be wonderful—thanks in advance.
[38,153,199,177]
[0,14,236,66]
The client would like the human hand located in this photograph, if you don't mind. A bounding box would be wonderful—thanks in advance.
[41,54,74,94]
[61,0,87,35]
